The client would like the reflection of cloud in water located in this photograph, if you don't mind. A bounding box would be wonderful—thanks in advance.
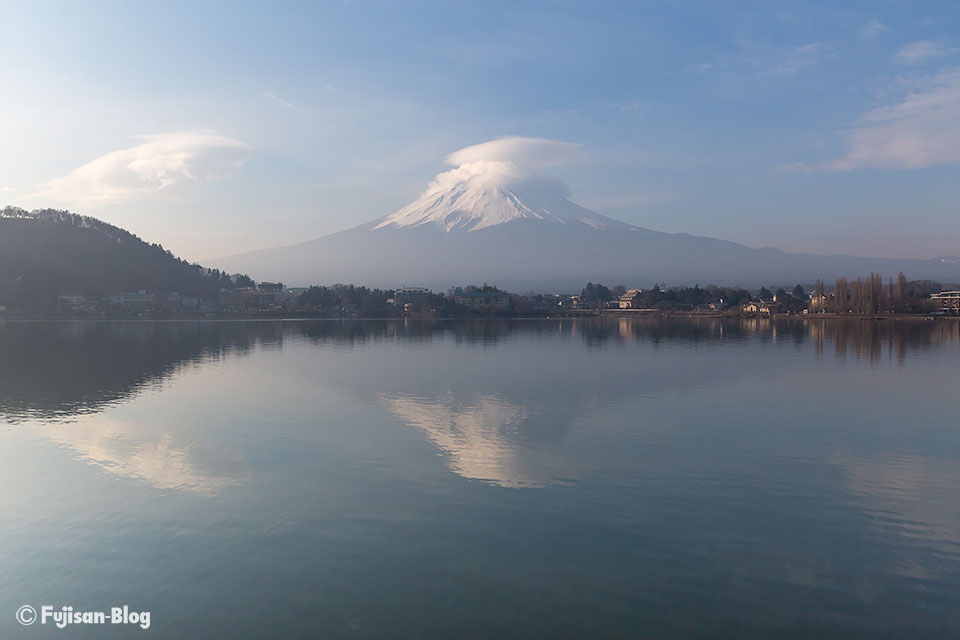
[380,393,572,488]
[40,416,245,496]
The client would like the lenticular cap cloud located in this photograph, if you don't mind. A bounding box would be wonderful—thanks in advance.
[444,136,581,168]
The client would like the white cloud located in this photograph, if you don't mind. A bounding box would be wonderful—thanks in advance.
[759,43,830,78]
[31,132,252,207]
[860,20,889,38]
[687,62,714,72]
[324,84,340,93]
[896,40,958,63]
[406,137,582,196]
[798,68,960,171]
[445,136,580,168]
[264,91,295,109]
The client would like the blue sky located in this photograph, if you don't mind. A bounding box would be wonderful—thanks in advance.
[1,0,958,260]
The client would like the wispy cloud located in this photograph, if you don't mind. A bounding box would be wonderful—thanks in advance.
[790,68,960,171]
[30,132,252,207]
[895,40,959,63]
[759,43,831,78]
[617,101,651,112]
[860,20,889,38]
[686,62,714,73]
[264,91,296,109]
[324,84,340,93]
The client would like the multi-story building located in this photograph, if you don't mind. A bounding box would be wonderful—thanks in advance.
[394,287,431,308]
[453,287,510,309]
[930,291,960,312]
[106,290,156,311]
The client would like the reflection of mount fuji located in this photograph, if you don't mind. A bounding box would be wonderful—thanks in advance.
[380,393,573,488]
[4,319,958,492]
[4,319,955,424]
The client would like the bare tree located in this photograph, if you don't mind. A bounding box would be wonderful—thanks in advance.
[869,273,883,315]
[833,277,848,313]
[894,272,908,313]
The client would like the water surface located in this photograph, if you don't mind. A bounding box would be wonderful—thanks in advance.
[1,318,958,638]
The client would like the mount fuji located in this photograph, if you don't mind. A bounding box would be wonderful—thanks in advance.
[212,140,960,290]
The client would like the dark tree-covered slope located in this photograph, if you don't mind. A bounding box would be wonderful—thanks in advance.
[0,207,240,308]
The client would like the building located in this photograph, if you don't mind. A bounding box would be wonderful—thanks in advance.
[58,292,96,312]
[569,295,593,310]
[809,293,829,311]
[930,291,960,312]
[58,292,86,307]
[106,290,156,312]
[453,287,510,309]
[741,301,772,317]
[706,300,727,312]
[394,287,431,308]
[618,289,643,309]
[158,292,182,312]
[250,282,285,308]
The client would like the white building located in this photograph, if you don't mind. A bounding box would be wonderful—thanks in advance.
[930,291,960,312]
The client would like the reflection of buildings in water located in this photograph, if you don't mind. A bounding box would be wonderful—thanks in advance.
[379,393,571,488]
[807,319,960,364]
[39,416,246,496]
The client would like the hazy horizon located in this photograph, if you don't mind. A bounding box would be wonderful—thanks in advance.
[2,1,959,264]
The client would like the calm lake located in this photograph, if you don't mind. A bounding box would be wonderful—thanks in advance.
[1,318,958,638]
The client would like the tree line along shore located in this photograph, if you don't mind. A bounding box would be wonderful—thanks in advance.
[4,275,958,320]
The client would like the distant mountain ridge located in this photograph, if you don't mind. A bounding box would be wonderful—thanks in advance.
[0,207,241,309]
[211,177,960,290]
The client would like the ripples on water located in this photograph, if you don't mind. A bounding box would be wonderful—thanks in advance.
[0,318,958,638]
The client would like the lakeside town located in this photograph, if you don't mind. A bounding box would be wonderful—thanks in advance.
[4,274,959,320]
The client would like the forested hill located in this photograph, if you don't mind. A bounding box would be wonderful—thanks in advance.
[0,207,246,308]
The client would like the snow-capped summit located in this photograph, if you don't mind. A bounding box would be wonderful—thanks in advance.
[211,137,960,289]
[373,161,630,232]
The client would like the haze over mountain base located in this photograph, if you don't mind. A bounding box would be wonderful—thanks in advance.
[211,173,960,290]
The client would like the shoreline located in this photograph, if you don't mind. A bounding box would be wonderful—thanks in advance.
[1,312,956,323]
